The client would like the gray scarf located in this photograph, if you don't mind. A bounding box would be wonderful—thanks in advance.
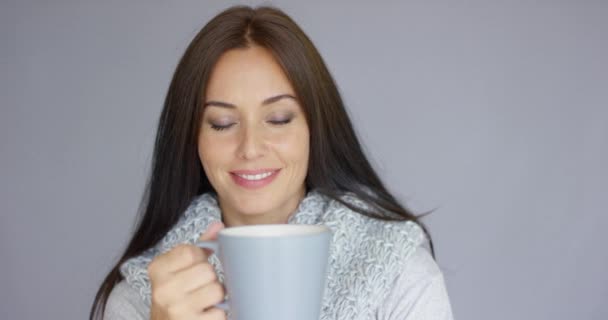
[120,190,425,320]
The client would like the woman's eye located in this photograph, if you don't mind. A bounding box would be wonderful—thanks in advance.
[268,118,292,125]
[210,123,235,131]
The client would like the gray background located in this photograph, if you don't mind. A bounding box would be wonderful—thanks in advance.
[1,1,606,319]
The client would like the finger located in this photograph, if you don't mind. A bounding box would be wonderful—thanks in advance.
[199,222,224,242]
[198,222,224,256]
[149,223,224,283]
[184,281,226,311]
[200,307,227,320]
[148,244,206,280]
[165,262,218,294]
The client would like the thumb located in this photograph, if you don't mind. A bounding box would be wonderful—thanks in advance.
[199,221,224,242]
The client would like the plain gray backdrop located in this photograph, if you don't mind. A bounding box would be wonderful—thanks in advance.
[1,1,607,319]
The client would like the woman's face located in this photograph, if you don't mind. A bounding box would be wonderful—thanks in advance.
[198,45,310,225]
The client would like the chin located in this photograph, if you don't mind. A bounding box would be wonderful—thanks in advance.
[232,193,278,215]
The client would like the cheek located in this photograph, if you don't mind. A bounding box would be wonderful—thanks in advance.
[271,127,310,167]
[197,143,212,176]
[198,131,232,172]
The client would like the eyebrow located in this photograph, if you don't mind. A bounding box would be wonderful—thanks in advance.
[204,94,298,109]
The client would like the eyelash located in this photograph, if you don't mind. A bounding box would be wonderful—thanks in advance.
[268,118,292,125]
[210,118,292,131]
[210,123,234,131]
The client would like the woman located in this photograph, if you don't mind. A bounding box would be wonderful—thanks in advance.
[91,5,453,320]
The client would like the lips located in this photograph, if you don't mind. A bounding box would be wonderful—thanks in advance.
[231,168,281,175]
[230,168,281,189]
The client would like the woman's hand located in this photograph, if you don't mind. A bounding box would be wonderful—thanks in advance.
[148,222,226,320]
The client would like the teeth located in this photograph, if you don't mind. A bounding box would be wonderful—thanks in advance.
[236,171,274,181]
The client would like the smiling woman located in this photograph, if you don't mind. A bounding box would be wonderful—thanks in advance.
[91,5,453,320]
[199,46,310,227]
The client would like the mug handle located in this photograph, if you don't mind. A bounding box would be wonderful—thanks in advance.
[195,240,229,311]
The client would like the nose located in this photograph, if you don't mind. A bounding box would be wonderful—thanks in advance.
[236,122,266,160]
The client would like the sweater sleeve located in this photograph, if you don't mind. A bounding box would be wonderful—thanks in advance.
[377,246,454,320]
[103,281,149,320]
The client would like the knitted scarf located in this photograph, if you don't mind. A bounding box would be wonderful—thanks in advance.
[120,190,425,320]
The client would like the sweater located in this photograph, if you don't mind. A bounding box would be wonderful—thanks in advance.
[106,190,454,320]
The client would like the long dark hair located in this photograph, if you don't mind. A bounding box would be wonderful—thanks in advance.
[90,5,434,319]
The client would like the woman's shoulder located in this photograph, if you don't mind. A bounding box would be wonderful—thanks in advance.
[378,245,454,320]
[104,280,149,320]
[316,191,442,318]
[319,191,427,250]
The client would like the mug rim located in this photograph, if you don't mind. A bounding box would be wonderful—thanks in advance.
[219,224,329,238]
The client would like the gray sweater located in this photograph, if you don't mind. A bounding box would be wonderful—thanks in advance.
[105,191,454,320]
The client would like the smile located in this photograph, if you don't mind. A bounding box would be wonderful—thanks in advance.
[230,169,281,189]
[235,171,275,181]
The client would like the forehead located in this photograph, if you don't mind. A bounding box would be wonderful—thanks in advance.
[205,46,296,103]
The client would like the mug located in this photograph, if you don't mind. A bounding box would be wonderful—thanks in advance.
[196,224,331,320]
